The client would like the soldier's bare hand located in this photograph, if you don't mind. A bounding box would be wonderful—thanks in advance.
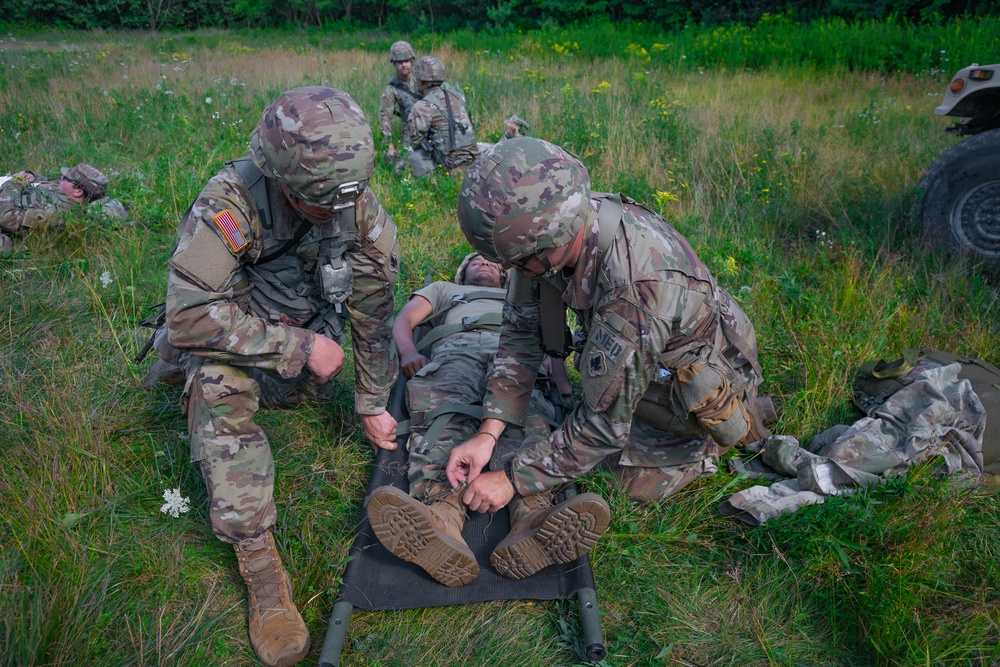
[307,334,345,383]
[463,471,515,513]
[400,351,430,378]
[362,412,398,451]
[446,435,496,487]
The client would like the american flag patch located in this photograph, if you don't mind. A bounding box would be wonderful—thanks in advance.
[212,209,247,253]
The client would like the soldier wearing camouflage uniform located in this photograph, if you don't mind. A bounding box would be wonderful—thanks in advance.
[378,40,421,160]
[0,164,127,251]
[156,87,400,667]
[367,253,610,586]
[403,56,479,178]
[446,138,771,530]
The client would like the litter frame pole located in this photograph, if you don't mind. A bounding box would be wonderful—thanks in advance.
[318,600,354,667]
[577,587,606,662]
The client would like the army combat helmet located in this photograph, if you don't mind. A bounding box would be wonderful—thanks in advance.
[389,40,415,63]
[457,137,592,271]
[414,56,446,85]
[250,86,373,214]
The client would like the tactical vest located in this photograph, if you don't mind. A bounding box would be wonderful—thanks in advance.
[229,158,355,343]
[422,87,477,166]
[854,348,1000,477]
[412,289,506,352]
[389,75,421,126]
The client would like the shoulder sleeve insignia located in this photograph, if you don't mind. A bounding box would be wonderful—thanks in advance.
[212,209,248,253]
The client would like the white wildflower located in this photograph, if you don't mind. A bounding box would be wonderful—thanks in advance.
[99,271,113,288]
[205,96,212,105]
[160,488,191,518]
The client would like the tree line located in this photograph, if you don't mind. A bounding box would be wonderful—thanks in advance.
[1,0,994,33]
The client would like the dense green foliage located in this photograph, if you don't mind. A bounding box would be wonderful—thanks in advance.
[0,0,996,32]
[2,17,999,667]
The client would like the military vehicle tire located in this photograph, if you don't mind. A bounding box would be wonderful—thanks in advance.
[918,128,1000,266]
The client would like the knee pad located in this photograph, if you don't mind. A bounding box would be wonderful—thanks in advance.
[674,364,750,447]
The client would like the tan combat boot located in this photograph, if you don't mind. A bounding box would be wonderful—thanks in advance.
[367,485,479,587]
[234,532,310,667]
[490,491,611,580]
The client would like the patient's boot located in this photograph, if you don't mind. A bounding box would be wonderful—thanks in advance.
[490,491,611,580]
[234,531,310,667]
[367,485,479,587]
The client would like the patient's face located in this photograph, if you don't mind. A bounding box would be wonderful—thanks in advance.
[464,256,504,288]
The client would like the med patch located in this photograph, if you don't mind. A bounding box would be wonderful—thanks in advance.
[582,317,636,412]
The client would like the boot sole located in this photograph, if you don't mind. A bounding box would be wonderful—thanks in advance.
[367,486,479,587]
[490,493,610,580]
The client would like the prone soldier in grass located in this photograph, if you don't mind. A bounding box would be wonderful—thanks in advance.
[446,138,774,550]
[0,164,127,252]
[367,252,610,587]
[154,87,400,667]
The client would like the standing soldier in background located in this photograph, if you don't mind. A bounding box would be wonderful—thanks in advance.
[154,87,399,667]
[446,138,774,554]
[403,55,480,178]
[0,164,127,252]
[378,40,421,162]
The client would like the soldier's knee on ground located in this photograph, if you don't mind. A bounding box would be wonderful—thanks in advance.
[604,460,713,503]
[406,150,436,179]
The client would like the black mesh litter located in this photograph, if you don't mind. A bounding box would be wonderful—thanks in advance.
[334,378,596,611]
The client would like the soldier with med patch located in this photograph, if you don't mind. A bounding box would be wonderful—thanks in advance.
[445,138,774,554]
[153,87,400,667]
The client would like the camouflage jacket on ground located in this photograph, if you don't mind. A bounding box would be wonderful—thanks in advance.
[163,162,400,415]
[378,74,421,145]
[404,85,479,169]
[484,198,762,495]
[0,177,126,234]
[718,362,985,525]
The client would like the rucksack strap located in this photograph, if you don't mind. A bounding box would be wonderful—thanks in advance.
[229,157,271,231]
[415,312,504,352]
[538,192,624,358]
[859,348,923,379]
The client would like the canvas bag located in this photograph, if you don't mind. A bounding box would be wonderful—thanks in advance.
[853,348,1000,477]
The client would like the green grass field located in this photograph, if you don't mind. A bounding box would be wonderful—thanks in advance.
[1,19,999,667]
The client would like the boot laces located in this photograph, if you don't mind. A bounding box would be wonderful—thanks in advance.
[239,539,290,624]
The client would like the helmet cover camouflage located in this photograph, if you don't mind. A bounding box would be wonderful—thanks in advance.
[454,251,508,287]
[250,86,374,208]
[62,164,109,198]
[457,137,592,266]
[389,40,416,63]
[414,56,446,84]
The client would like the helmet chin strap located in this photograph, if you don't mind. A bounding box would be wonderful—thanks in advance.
[541,225,587,277]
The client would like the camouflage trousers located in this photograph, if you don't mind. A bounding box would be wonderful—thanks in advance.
[403,148,475,180]
[405,331,557,499]
[516,377,765,503]
[598,411,722,502]
[179,354,331,544]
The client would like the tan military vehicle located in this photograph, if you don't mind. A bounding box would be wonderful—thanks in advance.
[918,63,1000,267]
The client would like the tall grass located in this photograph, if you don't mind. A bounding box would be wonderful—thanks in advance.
[1,18,999,667]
